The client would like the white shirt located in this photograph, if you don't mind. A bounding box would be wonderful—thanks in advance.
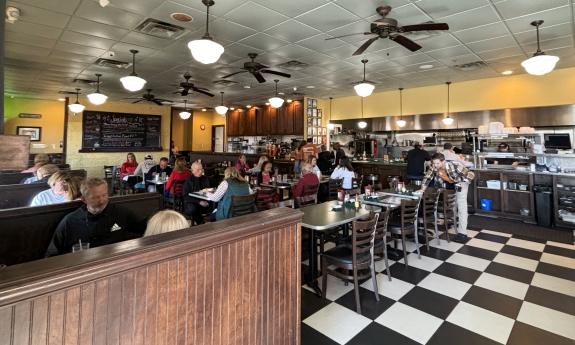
[134,159,157,177]
[207,180,254,202]
[30,189,66,206]
[312,165,321,179]
[330,167,355,189]
[442,150,473,167]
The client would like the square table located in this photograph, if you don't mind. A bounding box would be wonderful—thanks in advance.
[300,200,381,296]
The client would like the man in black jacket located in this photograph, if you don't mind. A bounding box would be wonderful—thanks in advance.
[46,178,145,256]
[183,161,211,225]
[145,157,173,180]
[317,145,332,174]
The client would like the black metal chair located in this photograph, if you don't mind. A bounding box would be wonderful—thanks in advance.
[388,198,421,265]
[328,178,343,200]
[419,188,442,249]
[373,208,392,280]
[321,213,380,314]
[437,189,457,242]
[255,188,279,211]
[230,194,257,217]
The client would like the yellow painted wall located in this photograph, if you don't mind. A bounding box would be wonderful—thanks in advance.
[328,66,575,120]
[3,97,65,154]
[171,109,193,151]
[191,110,226,151]
[66,101,171,178]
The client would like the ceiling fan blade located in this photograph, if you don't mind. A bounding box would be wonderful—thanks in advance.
[180,90,189,96]
[252,71,266,83]
[401,23,449,32]
[153,100,163,106]
[352,36,380,56]
[193,88,215,97]
[222,70,248,79]
[261,69,292,78]
[132,99,144,104]
[389,34,422,52]
[325,32,374,40]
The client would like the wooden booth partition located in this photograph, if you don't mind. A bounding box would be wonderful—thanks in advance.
[0,207,302,345]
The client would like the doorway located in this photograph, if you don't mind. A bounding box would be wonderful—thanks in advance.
[212,125,225,152]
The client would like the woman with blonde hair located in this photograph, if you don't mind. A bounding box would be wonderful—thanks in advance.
[30,172,81,206]
[24,164,60,184]
[206,167,253,220]
[144,210,190,236]
[249,155,268,174]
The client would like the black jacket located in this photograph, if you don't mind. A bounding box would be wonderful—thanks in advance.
[145,165,173,181]
[46,203,145,257]
[317,151,332,173]
[183,175,210,204]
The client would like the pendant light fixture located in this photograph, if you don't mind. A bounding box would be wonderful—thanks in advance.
[87,73,108,105]
[214,91,228,115]
[120,50,146,92]
[354,59,375,97]
[68,88,85,114]
[357,97,367,129]
[396,88,406,128]
[442,82,454,126]
[179,100,191,120]
[187,0,224,64]
[327,97,335,130]
[269,79,284,108]
[521,20,559,76]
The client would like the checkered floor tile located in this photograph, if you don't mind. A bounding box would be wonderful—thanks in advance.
[301,229,575,345]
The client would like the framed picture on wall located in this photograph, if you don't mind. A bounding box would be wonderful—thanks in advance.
[17,126,41,141]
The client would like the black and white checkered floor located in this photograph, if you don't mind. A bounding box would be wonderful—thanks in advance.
[301,229,575,345]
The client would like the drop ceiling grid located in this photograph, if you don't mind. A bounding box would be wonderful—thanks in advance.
[3,0,575,104]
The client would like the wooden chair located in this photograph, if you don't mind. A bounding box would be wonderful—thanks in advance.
[230,194,257,217]
[328,178,343,200]
[373,208,392,280]
[321,213,380,314]
[419,188,442,249]
[255,188,279,211]
[437,189,457,242]
[388,198,421,265]
[295,183,319,208]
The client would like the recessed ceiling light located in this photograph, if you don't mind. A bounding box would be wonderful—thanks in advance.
[501,70,513,75]
[265,102,270,106]
[286,99,293,103]
[230,107,235,110]
[170,13,193,22]
[202,108,207,112]
[278,92,285,95]
[306,86,315,89]
[57,98,65,102]
[419,64,434,70]
[243,85,251,89]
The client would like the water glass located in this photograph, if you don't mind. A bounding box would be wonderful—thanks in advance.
[72,242,90,252]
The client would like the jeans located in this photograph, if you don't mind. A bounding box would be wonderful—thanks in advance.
[456,182,469,235]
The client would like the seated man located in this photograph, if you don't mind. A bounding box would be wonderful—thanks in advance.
[292,163,320,199]
[183,161,211,225]
[46,177,145,256]
[146,156,173,180]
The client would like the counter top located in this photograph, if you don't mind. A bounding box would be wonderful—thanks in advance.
[351,160,407,166]
[471,167,575,177]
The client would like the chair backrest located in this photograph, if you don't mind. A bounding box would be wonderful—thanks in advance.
[442,189,457,209]
[173,179,186,197]
[422,188,441,215]
[296,183,319,208]
[328,178,343,199]
[352,213,380,260]
[104,165,114,179]
[346,188,361,196]
[401,198,420,227]
[230,194,257,217]
[255,188,278,211]
[375,208,391,243]
[0,183,50,209]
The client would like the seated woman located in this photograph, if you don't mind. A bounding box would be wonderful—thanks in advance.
[144,210,190,236]
[249,155,268,174]
[30,172,82,206]
[206,167,252,221]
[21,153,50,174]
[257,161,274,184]
[292,163,320,199]
[330,156,355,189]
[120,152,138,180]
[164,157,191,197]
[24,164,59,185]
[307,156,322,179]
[235,154,251,173]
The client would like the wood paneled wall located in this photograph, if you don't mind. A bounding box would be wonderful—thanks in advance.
[0,208,302,345]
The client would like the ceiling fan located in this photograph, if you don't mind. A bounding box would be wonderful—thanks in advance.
[174,73,214,97]
[326,5,449,55]
[221,53,291,83]
[124,89,173,106]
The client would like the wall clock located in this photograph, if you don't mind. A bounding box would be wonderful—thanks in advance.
[200,124,206,130]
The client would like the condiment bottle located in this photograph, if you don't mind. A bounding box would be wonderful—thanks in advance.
[337,188,344,202]
[354,194,360,209]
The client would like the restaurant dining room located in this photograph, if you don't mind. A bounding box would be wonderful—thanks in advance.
[2,0,575,344]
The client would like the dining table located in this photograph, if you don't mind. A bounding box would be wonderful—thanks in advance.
[300,200,381,296]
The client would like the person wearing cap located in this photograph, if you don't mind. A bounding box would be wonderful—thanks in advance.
[134,154,157,177]
[405,142,431,181]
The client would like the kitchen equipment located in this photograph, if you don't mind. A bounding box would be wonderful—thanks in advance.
[509,182,517,190]
[480,199,493,211]
[518,184,528,191]
[486,180,501,189]
[520,208,530,216]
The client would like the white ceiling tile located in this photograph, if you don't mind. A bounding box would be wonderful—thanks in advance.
[452,22,510,43]
[371,3,432,26]
[415,0,490,19]
[5,42,51,57]
[265,20,321,43]
[296,52,338,66]
[75,0,144,30]
[121,31,176,50]
[224,2,289,32]
[504,6,572,33]
[60,31,116,51]
[67,17,129,40]
[438,54,482,67]
[296,34,348,52]
[513,22,573,45]
[6,1,71,28]
[493,0,568,20]
[477,46,525,61]
[390,53,436,66]
[335,0,410,18]
[169,0,238,17]
[10,0,82,15]
[147,1,207,32]
[5,31,57,49]
[54,41,107,57]
[466,35,518,52]
[297,3,360,32]
[49,50,97,63]
[439,5,500,32]
[420,34,461,51]
[109,43,158,59]
[5,20,63,39]
[209,18,258,42]
[323,44,362,59]
[326,20,371,46]
[101,0,165,16]
[426,45,473,59]
[272,44,315,59]
[521,35,574,53]
[251,0,329,17]
[224,43,264,58]
[238,33,289,51]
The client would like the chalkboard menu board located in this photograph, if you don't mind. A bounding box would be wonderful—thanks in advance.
[81,111,163,152]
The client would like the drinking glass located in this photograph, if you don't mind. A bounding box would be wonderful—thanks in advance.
[72,242,90,252]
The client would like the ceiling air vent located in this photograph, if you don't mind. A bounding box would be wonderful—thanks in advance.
[453,61,487,71]
[71,78,97,85]
[135,18,185,40]
[213,80,238,87]
[94,58,131,69]
[277,60,309,71]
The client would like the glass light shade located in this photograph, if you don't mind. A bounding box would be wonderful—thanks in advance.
[442,116,454,126]
[87,92,108,105]
[327,123,335,130]
[215,105,228,115]
[68,102,85,113]
[179,111,191,120]
[354,82,375,97]
[396,118,407,127]
[187,39,224,64]
[269,96,284,108]
[120,75,146,92]
[357,121,368,129]
[521,54,559,76]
